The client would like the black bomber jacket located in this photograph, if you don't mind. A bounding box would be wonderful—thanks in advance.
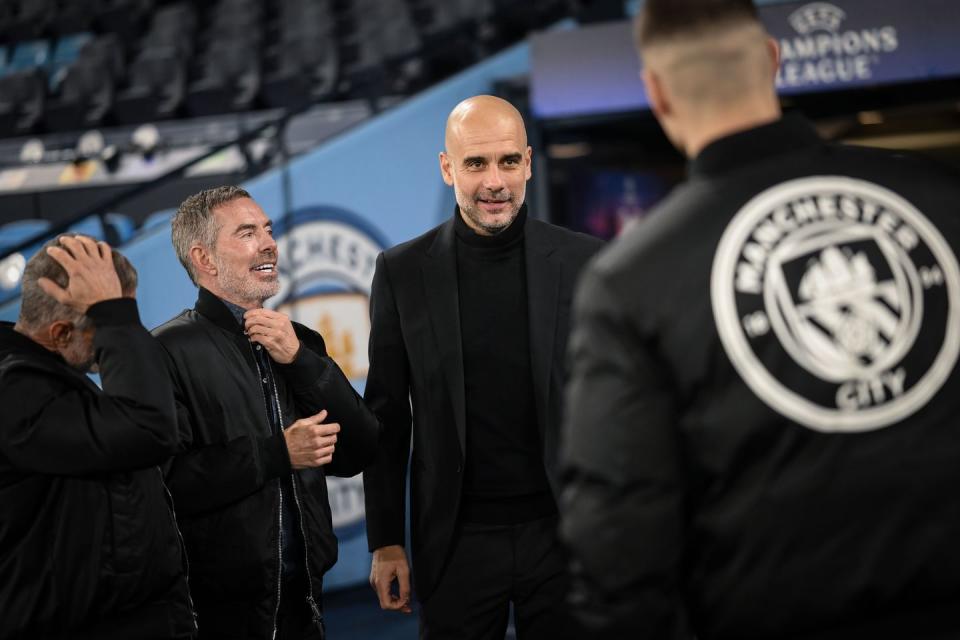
[0,298,195,640]
[153,287,379,638]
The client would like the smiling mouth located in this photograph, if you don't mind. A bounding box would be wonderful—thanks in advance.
[251,263,276,273]
[478,199,510,209]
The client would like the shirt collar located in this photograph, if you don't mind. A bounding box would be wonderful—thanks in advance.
[195,287,248,334]
[220,298,248,326]
[689,113,822,180]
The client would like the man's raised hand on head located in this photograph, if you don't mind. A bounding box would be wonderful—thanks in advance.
[38,235,123,313]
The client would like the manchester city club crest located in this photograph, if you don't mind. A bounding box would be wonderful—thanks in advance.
[712,176,960,432]
[269,206,387,537]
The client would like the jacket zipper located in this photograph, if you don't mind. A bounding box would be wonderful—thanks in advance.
[249,341,283,640]
[289,472,323,626]
[273,478,283,640]
[267,358,324,629]
[158,468,199,633]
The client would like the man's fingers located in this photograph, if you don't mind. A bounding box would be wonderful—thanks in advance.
[96,240,112,261]
[397,566,411,604]
[247,332,272,346]
[316,444,335,456]
[245,308,287,321]
[303,424,338,440]
[244,311,288,329]
[375,572,406,611]
[245,323,287,340]
[61,234,97,259]
[77,235,101,258]
[291,411,329,430]
[37,277,69,304]
[244,320,274,335]
[374,574,394,609]
[45,245,78,273]
[314,422,340,436]
[312,434,337,449]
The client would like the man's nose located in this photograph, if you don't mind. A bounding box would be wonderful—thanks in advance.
[260,232,277,253]
[483,166,505,190]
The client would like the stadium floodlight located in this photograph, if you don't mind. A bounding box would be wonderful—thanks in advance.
[77,130,106,160]
[132,123,161,160]
[19,138,45,164]
[0,252,26,291]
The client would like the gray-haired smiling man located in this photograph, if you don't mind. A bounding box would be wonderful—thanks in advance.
[153,186,380,640]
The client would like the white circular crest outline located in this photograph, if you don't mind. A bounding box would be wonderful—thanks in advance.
[711,176,960,432]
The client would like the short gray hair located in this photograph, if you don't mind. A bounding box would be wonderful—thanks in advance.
[18,234,138,330]
[171,185,251,285]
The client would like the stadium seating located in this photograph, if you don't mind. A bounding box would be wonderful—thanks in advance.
[45,34,124,130]
[104,212,136,244]
[262,0,338,109]
[115,46,188,123]
[48,33,94,92]
[0,0,54,43]
[0,0,575,134]
[0,68,45,136]
[140,207,176,232]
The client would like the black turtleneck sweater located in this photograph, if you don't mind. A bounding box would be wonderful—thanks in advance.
[454,206,556,524]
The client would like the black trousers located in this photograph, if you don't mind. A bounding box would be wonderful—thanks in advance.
[419,515,577,640]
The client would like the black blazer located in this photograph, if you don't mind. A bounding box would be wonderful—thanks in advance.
[362,211,603,599]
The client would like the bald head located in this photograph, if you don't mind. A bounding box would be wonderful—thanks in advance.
[444,95,528,156]
[440,95,532,236]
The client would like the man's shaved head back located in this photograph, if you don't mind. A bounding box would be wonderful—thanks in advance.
[637,0,773,107]
[634,0,781,156]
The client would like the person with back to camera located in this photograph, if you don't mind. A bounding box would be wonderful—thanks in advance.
[560,1,960,638]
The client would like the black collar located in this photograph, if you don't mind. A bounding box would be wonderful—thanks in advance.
[0,321,66,366]
[195,287,247,335]
[689,114,822,180]
[453,203,528,248]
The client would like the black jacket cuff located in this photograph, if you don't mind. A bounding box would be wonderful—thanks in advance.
[86,298,140,327]
[276,344,330,390]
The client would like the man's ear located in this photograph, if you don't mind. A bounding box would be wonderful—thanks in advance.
[48,320,74,349]
[766,36,781,78]
[642,66,670,120]
[190,244,217,279]
[439,151,455,187]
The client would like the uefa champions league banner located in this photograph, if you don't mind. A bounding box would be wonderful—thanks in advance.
[531,0,960,119]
